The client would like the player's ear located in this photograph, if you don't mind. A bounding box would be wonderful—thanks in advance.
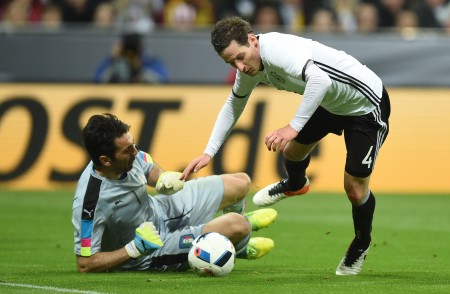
[99,155,112,167]
[248,33,258,46]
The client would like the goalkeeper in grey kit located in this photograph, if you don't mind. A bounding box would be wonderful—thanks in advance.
[181,16,391,275]
[72,113,276,273]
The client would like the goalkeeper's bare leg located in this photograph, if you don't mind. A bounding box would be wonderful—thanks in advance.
[219,173,251,214]
[219,173,278,231]
[203,211,274,260]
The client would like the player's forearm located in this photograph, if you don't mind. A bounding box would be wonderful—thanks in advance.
[204,97,245,157]
[147,162,164,186]
[76,248,130,273]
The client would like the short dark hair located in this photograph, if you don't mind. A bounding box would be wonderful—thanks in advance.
[121,33,143,56]
[82,113,130,166]
[211,16,253,55]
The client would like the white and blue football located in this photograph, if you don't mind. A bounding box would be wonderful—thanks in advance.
[188,232,236,277]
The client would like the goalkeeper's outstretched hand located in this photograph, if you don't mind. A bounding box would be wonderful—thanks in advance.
[156,171,184,195]
[125,222,163,259]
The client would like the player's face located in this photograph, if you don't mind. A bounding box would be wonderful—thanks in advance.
[220,34,261,76]
[110,132,138,176]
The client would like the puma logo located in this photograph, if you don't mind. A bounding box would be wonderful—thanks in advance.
[83,209,94,218]
[114,200,124,205]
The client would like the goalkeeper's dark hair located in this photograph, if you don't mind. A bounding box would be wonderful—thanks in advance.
[83,113,130,167]
[211,16,253,55]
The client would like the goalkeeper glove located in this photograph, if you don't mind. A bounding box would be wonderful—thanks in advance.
[125,222,163,259]
[156,171,184,195]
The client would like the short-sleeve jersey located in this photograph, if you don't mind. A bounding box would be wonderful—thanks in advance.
[72,150,157,270]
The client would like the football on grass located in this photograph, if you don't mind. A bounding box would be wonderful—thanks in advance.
[188,232,236,277]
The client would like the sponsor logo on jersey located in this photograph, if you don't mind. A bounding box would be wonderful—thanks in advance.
[83,209,94,218]
[179,234,195,249]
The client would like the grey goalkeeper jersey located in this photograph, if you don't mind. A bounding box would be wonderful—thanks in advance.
[204,32,383,157]
[72,150,159,270]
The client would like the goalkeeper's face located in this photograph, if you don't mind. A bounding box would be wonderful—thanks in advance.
[110,133,138,176]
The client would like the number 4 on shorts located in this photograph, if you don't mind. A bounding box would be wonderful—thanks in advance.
[362,146,373,168]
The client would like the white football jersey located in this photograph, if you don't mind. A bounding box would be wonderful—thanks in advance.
[204,32,383,157]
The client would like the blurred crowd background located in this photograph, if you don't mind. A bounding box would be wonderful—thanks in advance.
[1,0,450,35]
[1,0,450,85]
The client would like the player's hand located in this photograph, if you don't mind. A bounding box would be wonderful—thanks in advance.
[180,154,211,180]
[265,125,299,152]
[156,171,184,195]
[125,222,163,259]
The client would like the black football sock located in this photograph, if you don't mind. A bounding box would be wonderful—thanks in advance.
[284,155,310,190]
[352,191,375,247]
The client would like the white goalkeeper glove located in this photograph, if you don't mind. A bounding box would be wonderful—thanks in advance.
[156,171,184,195]
[125,222,163,259]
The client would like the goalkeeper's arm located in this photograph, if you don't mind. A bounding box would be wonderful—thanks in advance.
[76,248,131,273]
[146,162,165,186]
[76,222,163,273]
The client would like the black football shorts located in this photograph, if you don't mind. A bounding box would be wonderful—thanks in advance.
[295,87,391,178]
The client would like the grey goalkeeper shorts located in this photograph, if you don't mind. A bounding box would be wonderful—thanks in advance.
[147,175,224,271]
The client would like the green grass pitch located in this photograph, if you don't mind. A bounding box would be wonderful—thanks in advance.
[0,190,449,293]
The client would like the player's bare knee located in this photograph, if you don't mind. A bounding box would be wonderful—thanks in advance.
[205,213,250,242]
[344,172,370,204]
[221,173,251,200]
[234,172,251,198]
[344,182,368,204]
[225,213,251,240]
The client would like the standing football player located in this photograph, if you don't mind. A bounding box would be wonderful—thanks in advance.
[181,16,391,275]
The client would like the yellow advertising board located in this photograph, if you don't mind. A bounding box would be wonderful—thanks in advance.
[0,84,449,193]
